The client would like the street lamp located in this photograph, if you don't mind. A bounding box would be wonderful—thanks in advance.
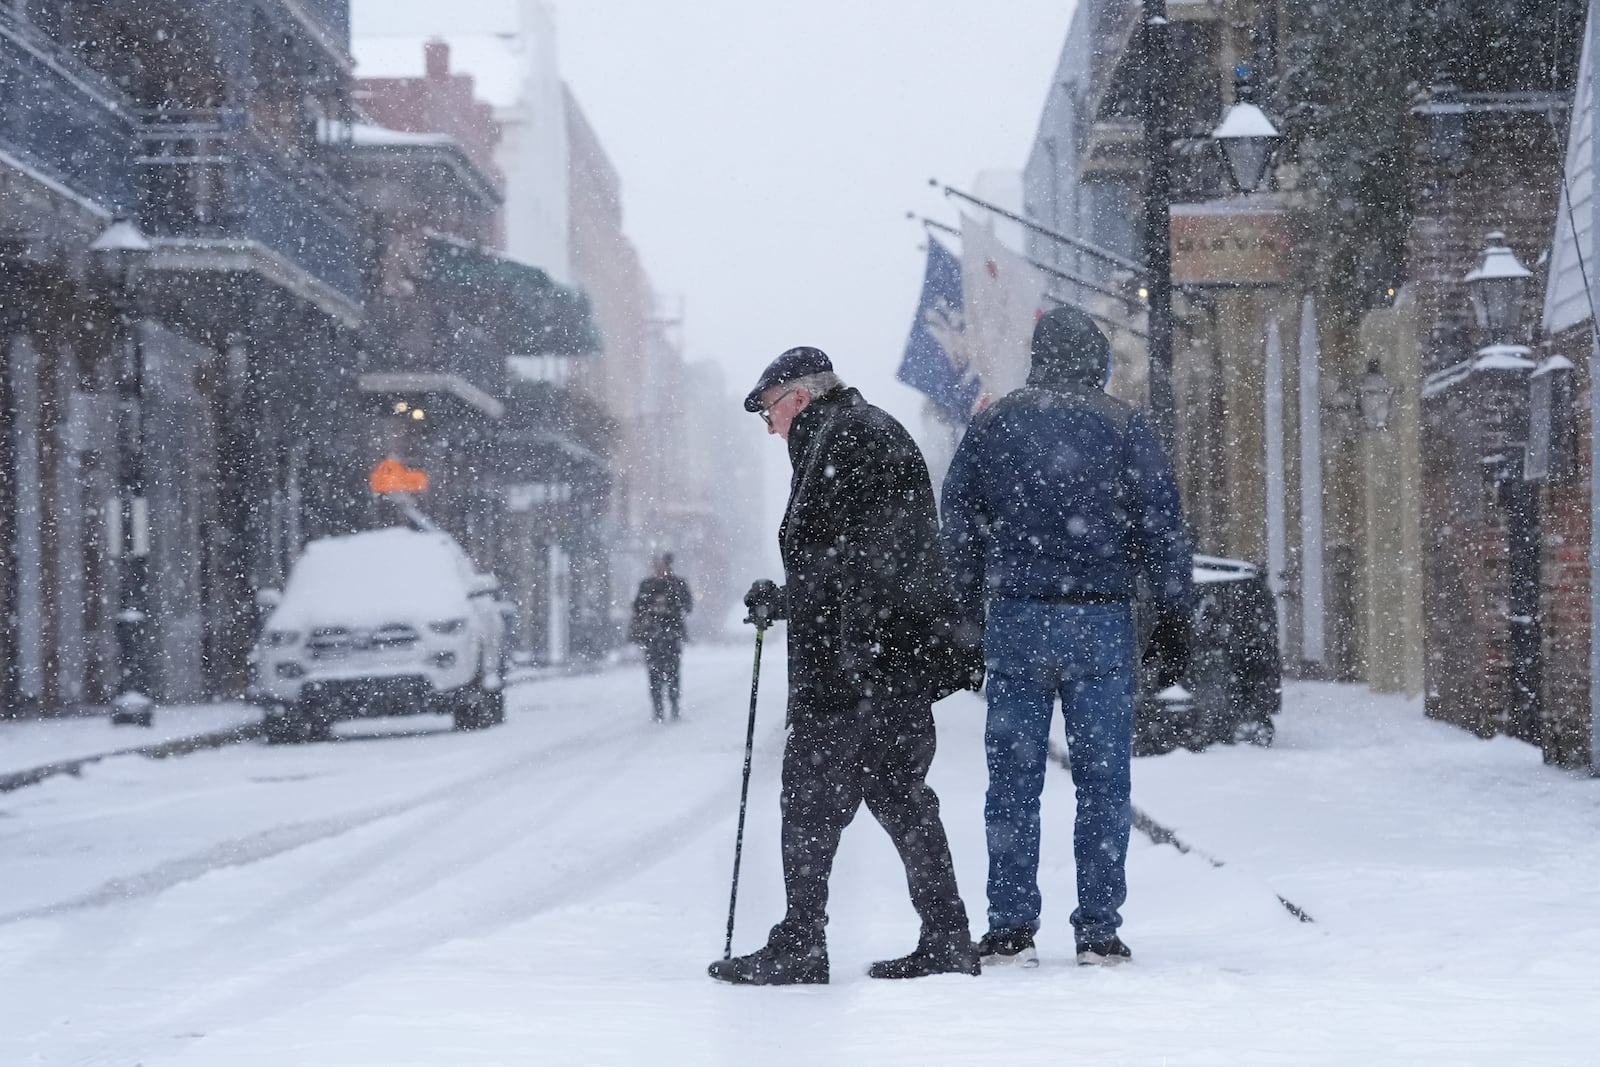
[89,217,156,727]
[1462,228,1540,745]
[1358,360,1394,431]
[1463,231,1533,339]
[1211,67,1281,195]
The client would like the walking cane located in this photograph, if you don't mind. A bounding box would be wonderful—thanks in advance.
[723,608,771,959]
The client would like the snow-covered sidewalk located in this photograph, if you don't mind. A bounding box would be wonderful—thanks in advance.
[1135,682,1600,969]
[0,702,260,780]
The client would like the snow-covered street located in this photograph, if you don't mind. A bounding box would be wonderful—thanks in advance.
[2,643,1599,1066]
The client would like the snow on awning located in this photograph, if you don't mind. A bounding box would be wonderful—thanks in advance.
[422,234,601,357]
[1532,353,1577,376]
[318,118,457,149]
[1423,347,1538,398]
[1473,344,1537,371]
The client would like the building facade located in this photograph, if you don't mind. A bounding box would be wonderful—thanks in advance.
[1022,0,1581,725]
[0,2,629,713]
[350,41,606,666]
[1,0,367,712]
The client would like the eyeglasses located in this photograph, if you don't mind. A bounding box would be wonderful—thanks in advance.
[758,387,799,427]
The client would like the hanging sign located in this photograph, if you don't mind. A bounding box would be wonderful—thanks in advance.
[1171,201,1293,286]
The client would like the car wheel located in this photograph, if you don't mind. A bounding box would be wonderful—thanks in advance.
[452,684,501,731]
[481,686,505,727]
[263,708,301,745]
[1232,716,1276,747]
[264,702,329,744]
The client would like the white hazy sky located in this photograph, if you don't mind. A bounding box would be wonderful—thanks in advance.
[351,0,1072,436]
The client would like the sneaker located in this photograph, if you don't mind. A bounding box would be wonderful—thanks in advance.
[1075,935,1133,966]
[868,932,981,980]
[976,928,1038,969]
[707,943,829,986]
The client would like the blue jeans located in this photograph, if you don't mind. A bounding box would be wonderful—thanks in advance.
[983,600,1134,943]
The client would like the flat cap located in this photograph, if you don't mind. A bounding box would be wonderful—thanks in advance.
[743,346,833,412]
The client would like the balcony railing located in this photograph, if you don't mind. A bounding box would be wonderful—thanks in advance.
[0,19,135,213]
[278,0,350,54]
[136,111,364,302]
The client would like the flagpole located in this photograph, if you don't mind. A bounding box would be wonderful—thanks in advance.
[912,214,1142,311]
[929,179,1150,279]
[912,215,1146,338]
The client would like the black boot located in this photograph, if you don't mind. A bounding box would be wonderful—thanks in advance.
[1075,935,1133,966]
[868,931,980,980]
[707,942,828,985]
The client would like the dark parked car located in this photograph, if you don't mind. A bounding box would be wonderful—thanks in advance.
[1135,555,1282,756]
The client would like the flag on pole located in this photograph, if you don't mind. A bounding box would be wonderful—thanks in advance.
[960,215,1049,400]
[898,237,979,420]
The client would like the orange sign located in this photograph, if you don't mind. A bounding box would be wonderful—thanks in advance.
[370,458,430,495]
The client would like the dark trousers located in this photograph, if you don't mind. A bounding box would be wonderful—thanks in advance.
[644,640,681,717]
[769,691,970,950]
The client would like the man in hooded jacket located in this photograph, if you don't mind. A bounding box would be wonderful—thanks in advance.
[707,346,981,986]
[942,305,1192,969]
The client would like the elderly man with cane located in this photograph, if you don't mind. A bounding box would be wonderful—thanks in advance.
[708,346,982,986]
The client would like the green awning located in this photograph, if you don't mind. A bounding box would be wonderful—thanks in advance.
[423,236,602,357]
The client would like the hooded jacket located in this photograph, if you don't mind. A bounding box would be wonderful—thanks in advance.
[940,307,1192,620]
[777,386,970,716]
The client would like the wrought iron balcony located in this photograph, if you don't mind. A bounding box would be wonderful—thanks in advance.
[136,111,364,306]
[277,0,351,55]
[0,19,135,216]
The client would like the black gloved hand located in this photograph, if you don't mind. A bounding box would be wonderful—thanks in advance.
[1143,609,1192,690]
[928,614,985,699]
[951,617,986,693]
[743,579,785,627]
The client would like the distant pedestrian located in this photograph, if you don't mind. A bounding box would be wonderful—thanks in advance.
[708,346,982,987]
[941,305,1192,969]
[631,553,692,723]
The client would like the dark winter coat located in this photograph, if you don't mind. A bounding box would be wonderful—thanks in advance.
[777,386,971,718]
[631,574,692,646]
[940,364,1192,622]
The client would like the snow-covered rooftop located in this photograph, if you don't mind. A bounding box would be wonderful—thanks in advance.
[318,118,460,149]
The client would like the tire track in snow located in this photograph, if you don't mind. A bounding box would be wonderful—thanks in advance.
[0,720,627,928]
[57,757,744,1067]
[207,722,661,940]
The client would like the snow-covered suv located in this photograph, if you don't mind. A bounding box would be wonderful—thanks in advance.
[252,527,507,742]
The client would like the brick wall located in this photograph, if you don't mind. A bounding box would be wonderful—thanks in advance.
[1412,93,1568,737]
[357,40,503,192]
